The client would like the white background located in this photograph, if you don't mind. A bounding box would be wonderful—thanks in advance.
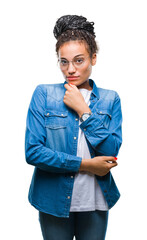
[0,0,147,239]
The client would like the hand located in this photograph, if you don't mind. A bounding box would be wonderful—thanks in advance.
[63,83,91,116]
[79,156,118,177]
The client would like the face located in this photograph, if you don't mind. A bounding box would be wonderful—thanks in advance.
[58,41,97,89]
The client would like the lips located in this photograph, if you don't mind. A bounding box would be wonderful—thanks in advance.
[67,76,79,80]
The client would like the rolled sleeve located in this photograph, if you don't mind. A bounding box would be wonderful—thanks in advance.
[79,93,122,157]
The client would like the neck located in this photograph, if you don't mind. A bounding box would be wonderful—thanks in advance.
[77,79,92,90]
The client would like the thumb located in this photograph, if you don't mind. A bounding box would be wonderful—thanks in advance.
[108,161,118,168]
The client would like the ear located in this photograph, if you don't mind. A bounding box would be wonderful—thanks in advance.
[91,53,97,66]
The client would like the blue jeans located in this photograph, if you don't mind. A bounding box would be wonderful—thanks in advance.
[39,210,109,240]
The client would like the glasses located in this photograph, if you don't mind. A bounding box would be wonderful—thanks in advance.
[58,56,90,70]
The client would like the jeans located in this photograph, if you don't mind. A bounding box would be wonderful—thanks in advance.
[39,210,109,240]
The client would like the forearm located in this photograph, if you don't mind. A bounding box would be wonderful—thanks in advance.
[79,95,122,156]
[77,105,91,118]
[79,156,118,177]
[83,130,122,156]
[25,139,82,173]
[79,158,91,172]
[78,109,120,156]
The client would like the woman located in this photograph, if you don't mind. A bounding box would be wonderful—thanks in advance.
[25,15,122,240]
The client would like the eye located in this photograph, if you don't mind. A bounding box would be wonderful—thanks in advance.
[74,58,84,64]
[60,59,68,66]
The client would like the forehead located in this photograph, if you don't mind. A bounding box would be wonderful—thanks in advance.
[58,40,89,58]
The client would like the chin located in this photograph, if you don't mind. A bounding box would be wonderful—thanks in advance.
[67,80,81,86]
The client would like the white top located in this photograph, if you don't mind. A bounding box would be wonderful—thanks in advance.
[70,88,108,212]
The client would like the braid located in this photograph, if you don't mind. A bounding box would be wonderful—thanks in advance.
[53,15,99,57]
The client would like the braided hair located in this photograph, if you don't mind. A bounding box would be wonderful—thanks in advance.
[53,15,99,58]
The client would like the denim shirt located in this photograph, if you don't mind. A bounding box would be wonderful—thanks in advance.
[25,79,122,218]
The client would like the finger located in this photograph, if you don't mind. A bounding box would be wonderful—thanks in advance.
[64,83,72,90]
[68,83,75,89]
[108,162,118,168]
[107,159,117,163]
[104,156,117,161]
[69,83,77,88]
[69,83,80,91]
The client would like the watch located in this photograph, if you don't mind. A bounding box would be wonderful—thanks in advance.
[80,112,92,122]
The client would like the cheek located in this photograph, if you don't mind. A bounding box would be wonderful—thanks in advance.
[60,69,66,76]
[82,65,92,75]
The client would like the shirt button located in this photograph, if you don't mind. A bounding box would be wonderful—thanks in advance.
[75,118,78,121]
[71,176,74,178]
[74,137,77,140]
[84,128,86,131]
[67,196,70,199]
[61,114,64,116]
[100,111,102,114]
[47,113,49,116]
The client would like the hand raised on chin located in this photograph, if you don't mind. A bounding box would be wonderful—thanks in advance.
[63,83,91,117]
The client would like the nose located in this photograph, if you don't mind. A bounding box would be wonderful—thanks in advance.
[68,62,76,74]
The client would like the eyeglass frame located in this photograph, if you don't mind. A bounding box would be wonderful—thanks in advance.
[57,55,91,69]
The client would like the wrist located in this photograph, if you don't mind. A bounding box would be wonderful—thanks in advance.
[79,159,91,172]
[77,106,91,118]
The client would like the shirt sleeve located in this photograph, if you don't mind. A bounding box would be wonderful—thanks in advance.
[25,85,82,173]
[79,92,122,157]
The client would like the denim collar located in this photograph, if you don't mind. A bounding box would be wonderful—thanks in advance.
[63,79,100,100]
[89,79,100,100]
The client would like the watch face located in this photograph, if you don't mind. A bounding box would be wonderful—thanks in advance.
[82,113,91,121]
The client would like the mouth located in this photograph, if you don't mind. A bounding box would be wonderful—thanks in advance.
[66,76,80,81]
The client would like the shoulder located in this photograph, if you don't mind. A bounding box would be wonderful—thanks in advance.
[34,83,64,94]
[32,83,64,99]
[98,87,120,101]
[90,79,120,101]
[95,87,122,113]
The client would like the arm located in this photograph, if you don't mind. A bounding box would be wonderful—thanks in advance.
[25,85,82,173]
[79,156,118,176]
[79,93,122,157]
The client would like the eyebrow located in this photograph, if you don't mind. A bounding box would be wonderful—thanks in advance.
[60,54,85,59]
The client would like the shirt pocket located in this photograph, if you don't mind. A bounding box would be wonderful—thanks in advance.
[44,110,68,151]
[96,109,112,128]
[44,110,68,128]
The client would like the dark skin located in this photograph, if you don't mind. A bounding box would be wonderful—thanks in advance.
[58,41,117,176]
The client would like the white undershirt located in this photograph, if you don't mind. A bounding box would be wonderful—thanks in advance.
[70,88,108,212]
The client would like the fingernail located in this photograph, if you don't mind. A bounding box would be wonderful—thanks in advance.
[114,157,117,160]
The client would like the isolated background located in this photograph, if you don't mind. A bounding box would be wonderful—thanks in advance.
[0,0,147,239]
